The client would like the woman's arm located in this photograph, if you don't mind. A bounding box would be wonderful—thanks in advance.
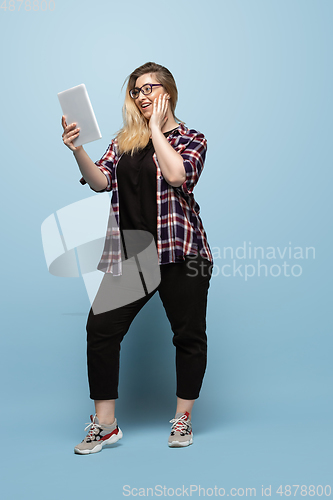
[61,115,109,192]
[73,147,108,192]
[150,127,186,187]
[149,94,186,187]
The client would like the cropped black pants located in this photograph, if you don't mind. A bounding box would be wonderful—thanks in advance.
[86,253,213,401]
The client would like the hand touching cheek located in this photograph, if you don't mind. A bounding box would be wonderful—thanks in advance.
[149,94,170,132]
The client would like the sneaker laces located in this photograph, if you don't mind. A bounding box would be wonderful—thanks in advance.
[169,414,191,434]
[84,415,102,439]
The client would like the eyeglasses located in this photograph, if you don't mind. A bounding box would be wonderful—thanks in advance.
[129,83,163,99]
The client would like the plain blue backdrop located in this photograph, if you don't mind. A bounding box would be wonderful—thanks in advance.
[0,0,332,499]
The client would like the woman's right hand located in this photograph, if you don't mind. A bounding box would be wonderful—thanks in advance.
[61,115,82,152]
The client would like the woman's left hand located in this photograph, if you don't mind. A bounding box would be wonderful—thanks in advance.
[149,93,170,132]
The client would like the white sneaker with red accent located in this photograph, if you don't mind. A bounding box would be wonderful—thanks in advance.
[74,414,123,454]
[168,411,193,447]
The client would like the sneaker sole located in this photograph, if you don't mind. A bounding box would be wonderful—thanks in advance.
[74,428,123,455]
[168,435,193,448]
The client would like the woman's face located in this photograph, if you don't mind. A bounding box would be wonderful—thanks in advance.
[133,72,169,119]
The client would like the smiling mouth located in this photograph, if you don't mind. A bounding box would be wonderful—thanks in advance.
[141,103,151,109]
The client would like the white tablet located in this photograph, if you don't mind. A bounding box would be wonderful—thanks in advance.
[57,84,102,147]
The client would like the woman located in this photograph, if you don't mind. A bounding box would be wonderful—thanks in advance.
[61,62,213,454]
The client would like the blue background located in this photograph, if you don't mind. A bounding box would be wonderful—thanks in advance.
[0,0,332,498]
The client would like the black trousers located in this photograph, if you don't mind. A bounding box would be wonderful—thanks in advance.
[86,252,213,400]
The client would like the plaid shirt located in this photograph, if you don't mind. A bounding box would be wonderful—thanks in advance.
[79,122,213,276]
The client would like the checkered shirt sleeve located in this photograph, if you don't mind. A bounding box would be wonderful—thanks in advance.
[178,132,207,195]
[79,139,117,192]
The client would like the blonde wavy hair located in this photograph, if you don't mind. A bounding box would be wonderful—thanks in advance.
[116,62,184,156]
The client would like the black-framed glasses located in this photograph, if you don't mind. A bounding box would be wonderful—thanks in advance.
[129,83,163,99]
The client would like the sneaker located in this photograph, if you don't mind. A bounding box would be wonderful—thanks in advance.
[168,411,193,447]
[74,414,123,455]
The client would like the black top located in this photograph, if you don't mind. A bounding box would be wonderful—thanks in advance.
[117,127,179,260]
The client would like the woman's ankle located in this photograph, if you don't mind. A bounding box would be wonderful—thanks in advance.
[94,399,116,425]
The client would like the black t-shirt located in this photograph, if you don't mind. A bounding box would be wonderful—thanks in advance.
[117,127,179,260]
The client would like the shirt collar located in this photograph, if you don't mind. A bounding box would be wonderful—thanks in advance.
[167,122,188,137]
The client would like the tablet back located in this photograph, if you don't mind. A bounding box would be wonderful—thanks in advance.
[58,84,102,147]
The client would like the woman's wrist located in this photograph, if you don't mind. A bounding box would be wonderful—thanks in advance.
[150,124,163,136]
[73,145,84,156]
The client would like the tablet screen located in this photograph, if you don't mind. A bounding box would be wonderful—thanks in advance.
[58,84,102,147]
